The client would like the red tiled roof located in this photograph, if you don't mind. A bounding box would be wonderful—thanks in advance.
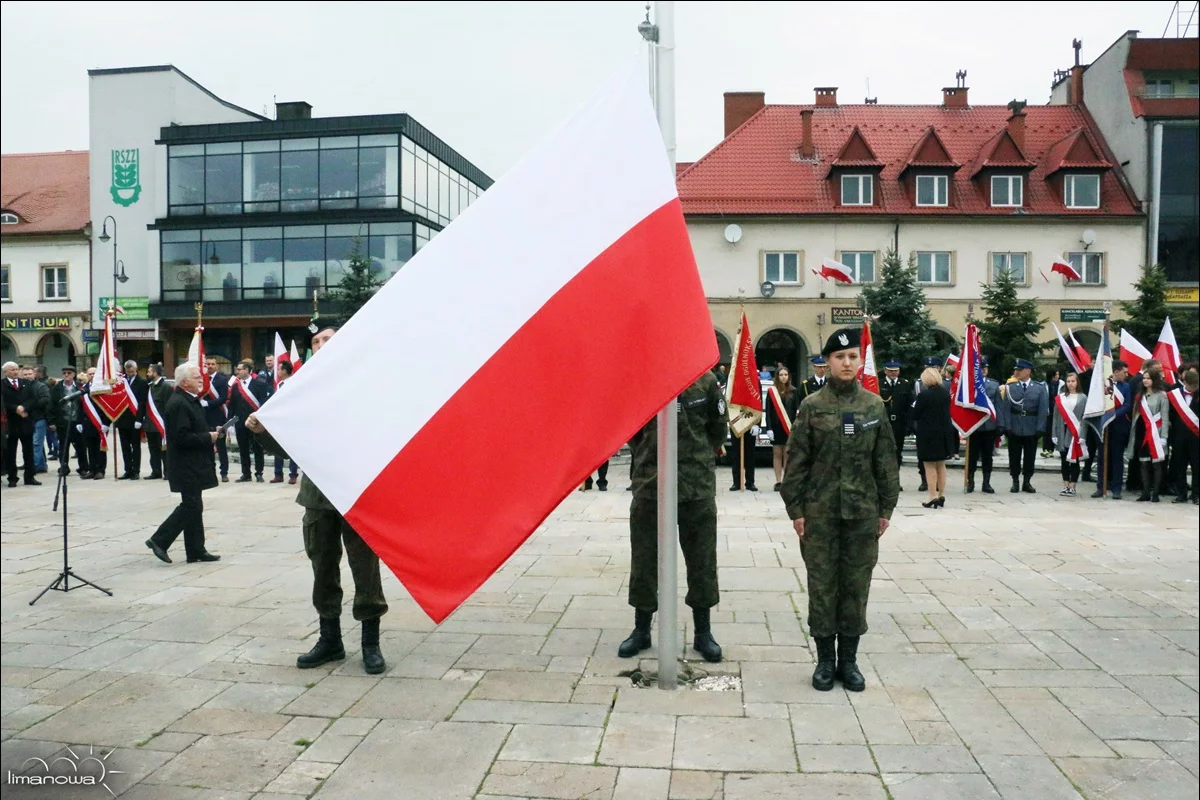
[0,151,90,235]
[966,129,1035,178]
[676,162,693,177]
[677,104,1140,216]
[1126,38,1199,71]
[1042,128,1110,176]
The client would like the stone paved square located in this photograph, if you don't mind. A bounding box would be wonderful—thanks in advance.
[1,462,1197,798]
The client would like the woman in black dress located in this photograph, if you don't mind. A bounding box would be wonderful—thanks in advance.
[911,367,957,508]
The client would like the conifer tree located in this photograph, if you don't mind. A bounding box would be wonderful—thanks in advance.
[858,248,936,380]
[1114,264,1199,361]
[330,237,382,320]
[976,264,1046,379]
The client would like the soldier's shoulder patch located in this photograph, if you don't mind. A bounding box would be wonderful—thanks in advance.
[860,417,882,430]
[717,398,727,415]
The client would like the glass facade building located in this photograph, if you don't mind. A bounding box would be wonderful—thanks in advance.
[1159,125,1199,284]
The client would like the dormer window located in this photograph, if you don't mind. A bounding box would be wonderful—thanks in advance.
[1064,174,1100,209]
[990,175,1023,207]
[841,174,873,206]
[915,175,948,206]
[0,212,18,225]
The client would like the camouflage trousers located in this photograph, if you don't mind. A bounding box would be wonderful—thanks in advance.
[799,518,879,637]
[628,496,719,612]
[303,508,388,622]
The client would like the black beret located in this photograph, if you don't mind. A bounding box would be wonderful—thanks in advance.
[822,327,861,357]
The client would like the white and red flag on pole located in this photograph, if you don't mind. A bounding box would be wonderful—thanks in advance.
[726,310,763,437]
[272,332,290,388]
[1050,259,1082,283]
[187,324,214,398]
[1052,322,1084,374]
[1153,316,1181,382]
[255,63,716,623]
[90,307,130,421]
[1118,328,1152,376]
[289,340,302,371]
[812,258,854,284]
[950,323,995,436]
[858,321,879,395]
[1067,328,1093,371]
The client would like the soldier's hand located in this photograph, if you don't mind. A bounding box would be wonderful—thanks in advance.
[878,518,890,538]
[246,413,263,433]
[792,518,806,541]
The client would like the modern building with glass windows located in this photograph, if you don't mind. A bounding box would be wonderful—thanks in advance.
[87,66,491,369]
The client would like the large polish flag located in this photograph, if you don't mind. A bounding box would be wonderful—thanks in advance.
[255,63,716,623]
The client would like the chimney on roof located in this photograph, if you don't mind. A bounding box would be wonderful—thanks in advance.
[799,109,815,158]
[943,71,969,108]
[723,92,765,137]
[1069,39,1085,104]
[814,87,838,107]
[276,101,312,120]
[1006,100,1028,151]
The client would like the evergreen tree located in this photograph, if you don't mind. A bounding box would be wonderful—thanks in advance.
[976,264,1047,380]
[330,237,382,320]
[1113,264,1199,362]
[858,248,936,381]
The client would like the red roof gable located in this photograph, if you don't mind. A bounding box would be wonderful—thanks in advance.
[828,126,884,169]
[1043,128,1111,176]
[1,151,90,235]
[967,128,1035,178]
[677,104,1139,216]
[905,126,959,168]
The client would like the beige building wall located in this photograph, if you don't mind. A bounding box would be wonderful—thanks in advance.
[690,217,1145,376]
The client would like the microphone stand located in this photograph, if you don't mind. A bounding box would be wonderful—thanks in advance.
[30,394,114,605]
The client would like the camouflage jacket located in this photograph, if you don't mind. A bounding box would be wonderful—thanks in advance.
[781,379,900,521]
[628,373,728,501]
[253,427,335,511]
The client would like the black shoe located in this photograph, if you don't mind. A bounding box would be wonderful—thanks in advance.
[1022,481,1036,494]
[1175,494,1190,504]
[1091,489,1105,498]
[692,607,722,663]
[220,475,229,483]
[1112,491,1123,500]
[361,618,386,674]
[145,539,171,564]
[918,481,928,492]
[147,472,163,480]
[597,482,608,492]
[936,496,945,508]
[982,481,995,494]
[187,552,221,563]
[6,480,17,488]
[79,472,93,480]
[618,609,653,658]
[117,473,133,480]
[582,478,593,491]
[1136,493,1151,502]
[836,635,866,692]
[24,479,41,486]
[91,473,105,480]
[1010,479,1020,493]
[297,617,346,669]
[255,474,264,483]
[773,482,782,492]
[746,485,758,492]
[129,473,140,480]
[1150,494,1160,503]
[812,636,836,691]
[236,475,252,483]
[965,480,975,494]
[730,485,741,491]
[921,499,938,509]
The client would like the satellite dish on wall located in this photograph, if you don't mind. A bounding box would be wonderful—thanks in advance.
[724,224,743,244]
[760,281,776,298]
[1081,228,1097,248]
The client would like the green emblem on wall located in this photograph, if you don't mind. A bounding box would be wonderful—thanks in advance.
[110,148,141,207]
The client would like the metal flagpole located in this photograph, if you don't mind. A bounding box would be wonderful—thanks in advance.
[643,0,679,691]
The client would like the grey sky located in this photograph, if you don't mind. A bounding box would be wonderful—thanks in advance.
[0,1,1188,178]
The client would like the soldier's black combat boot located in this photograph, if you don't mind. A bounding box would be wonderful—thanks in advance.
[297,617,345,669]
[1010,477,1021,493]
[965,477,975,494]
[812,636,837,691]
[982,472,995,494]
[692,607,722,663]
[836,635,866,692]
[618,610,653,658]
[1022,479,1036,494]
[361,618,386,674]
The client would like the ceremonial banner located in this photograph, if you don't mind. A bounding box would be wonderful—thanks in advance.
[1084,327,1117,432]
[951,323,995,436]
[727,310,763,438]
[90,308,129,421]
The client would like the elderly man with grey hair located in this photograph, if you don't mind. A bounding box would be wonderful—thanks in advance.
[145,363,222,564]
[116,359,148,480]
[3,360,39,486]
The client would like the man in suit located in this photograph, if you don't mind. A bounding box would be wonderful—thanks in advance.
[1090,359,1133,499]
[257,354,275,385]
[116,360,149,480]
[228,359,271,482]
[49,365,88,478]
[1168,367,1199,504]
[997,358,1049,493]
[803,355,828,397]
[145,363,222,564]
[967,358,1001,494]
[145,363,173,480]
[879,360,910,471]
[2,361,39,487]
[79,367,108,479]
[203,356,231,483]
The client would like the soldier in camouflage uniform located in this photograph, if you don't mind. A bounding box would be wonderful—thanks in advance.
[781,328,900,692]
[246,319,388,675]
[619,372,728,663]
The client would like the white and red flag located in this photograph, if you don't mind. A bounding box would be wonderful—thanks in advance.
[1052,323,1084,374]
[90,307,130,421]
[951,323,995,436]
[1050,259,1082,283]
[1118,328,1152,375]
[272,332,290,388]
[255,64,715,623]
[187,324,214,398]
[858,321,879,395]
[1067,328,1093,371]
[812,258,854,284]
[1153,317,1181,382]
[726,310,763,438]
[289,340,302,371]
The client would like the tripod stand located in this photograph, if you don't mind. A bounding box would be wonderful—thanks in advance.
[30,395,113,605]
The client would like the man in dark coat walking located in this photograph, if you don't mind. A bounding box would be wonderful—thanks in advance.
[145,363,222,564]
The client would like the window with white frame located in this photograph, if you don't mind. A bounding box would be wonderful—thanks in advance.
[41,265,68,300]
[840,251,876,283]
[1144,78,1174,98]
[1064,174,1100,209]
[1,265,9,300]
[916,251,952,285]
[763,251,800,284]
[841,174,873,206]
[990,175,1023,207]
[915,175,948,206]
[1067,252,1103,285]
[991,252,1027,284]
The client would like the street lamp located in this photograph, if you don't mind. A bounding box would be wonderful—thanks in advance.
[98,216,127,339]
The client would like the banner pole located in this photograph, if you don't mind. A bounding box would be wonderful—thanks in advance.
[649,0,679,691]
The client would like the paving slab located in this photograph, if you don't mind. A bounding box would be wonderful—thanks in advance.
[723,772,887,800]
[672,717,796,772]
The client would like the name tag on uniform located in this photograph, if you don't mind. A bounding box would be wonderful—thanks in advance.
[860,418,881,430]
[684,397,707,409]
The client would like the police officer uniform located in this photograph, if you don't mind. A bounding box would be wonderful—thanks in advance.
[996,358,1049,493]
[803,356,828,398]
[619,372,728,663]
[782,328,900,692]
[966,358,1000,493]
[878,360,910,470]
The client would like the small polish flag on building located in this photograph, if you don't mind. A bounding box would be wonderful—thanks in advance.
[256,63,716,623]
[813,258,854,284]
[1050,259,1082,282]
